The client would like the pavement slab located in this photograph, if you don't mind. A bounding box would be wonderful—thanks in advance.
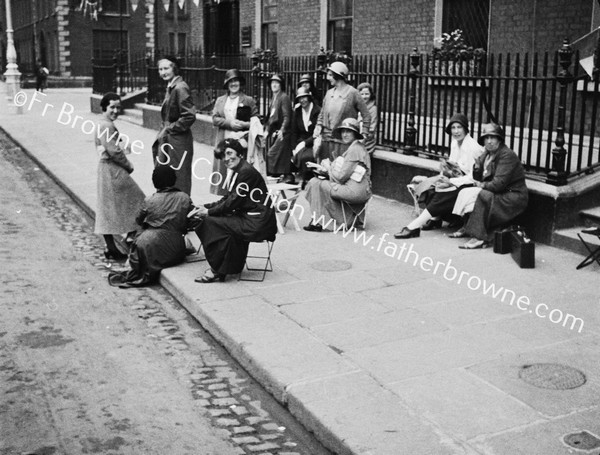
[466,335,600,417]
[389,369,544,440]
[2,86,599,455]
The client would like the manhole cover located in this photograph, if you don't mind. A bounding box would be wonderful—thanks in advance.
[563,431,600,451]
[310,260,352,272]
[519,363,586,390]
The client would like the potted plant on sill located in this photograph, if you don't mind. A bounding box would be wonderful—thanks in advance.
[431,29,486,77]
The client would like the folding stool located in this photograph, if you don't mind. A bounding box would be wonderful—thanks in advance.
[238,240,275,282]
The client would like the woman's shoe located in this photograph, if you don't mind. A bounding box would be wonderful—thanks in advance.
[195,269,225,283]
[448,228,468,239]
[303,223,323,232]
[459,238,491,249]
[104,249,128,260]
[394,227,420,239]
[421,218,443,231]
[282,173,296,184]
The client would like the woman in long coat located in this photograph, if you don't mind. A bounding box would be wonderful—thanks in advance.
[265,73,292,179]
[211,69,259,196]
[304,118,372,231]
[152,56,196,195]
[195,139,277,283]
[314,62,371,162]
[291,86,321,188]
[459,123,529,249]
[108,166,194,287]
[95,92,145,259]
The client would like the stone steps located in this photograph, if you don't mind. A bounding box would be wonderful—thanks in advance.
[120,108,144,126]
[552,207,600,257]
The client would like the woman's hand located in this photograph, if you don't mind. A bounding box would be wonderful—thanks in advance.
[438,175,450,185]
[277,129,284,141]
[231,119,245,131]
[293,141,305,156]
[188,206,209,219]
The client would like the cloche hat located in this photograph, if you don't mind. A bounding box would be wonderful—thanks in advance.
[478,123,505,145]
[297,73,313,87]
[445,113,469,134]
[332,118,363,140]
[327,61,349,80]
[295,86,313,101]
[223,69,245,89]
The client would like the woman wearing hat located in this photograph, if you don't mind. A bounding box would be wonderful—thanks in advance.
[455,123,528,249]
[193,139,277,283]
[297,73,320,106]
[290,86,321,188]
[395,113,483,239]
[313,61,372,162]
[265,73,293,180]
[304,118,371,231]
[211,69,259,196]
[152,56,196,195]
[107,166,194,288]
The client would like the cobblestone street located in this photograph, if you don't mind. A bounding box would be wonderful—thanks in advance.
[0,131,329,454]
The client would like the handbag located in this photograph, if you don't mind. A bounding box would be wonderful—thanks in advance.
[236,104,252,122]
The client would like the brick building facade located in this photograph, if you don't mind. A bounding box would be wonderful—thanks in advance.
[2,0,598,76]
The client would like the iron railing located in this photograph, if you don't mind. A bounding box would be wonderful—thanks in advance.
[96,40,599,185]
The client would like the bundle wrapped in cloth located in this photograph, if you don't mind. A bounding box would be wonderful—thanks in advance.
[440,158,466,178]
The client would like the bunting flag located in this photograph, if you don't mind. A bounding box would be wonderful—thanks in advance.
[79,0,100,20]
[192,0,199,6]
[130,0,139,12]
[177,0,185,9]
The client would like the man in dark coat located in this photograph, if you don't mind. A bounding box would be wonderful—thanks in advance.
[194,139,277,282]
[460,123,529,249]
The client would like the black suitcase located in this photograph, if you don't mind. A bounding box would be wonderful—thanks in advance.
[509,230,535,268]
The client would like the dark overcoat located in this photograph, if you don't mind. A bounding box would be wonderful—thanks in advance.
[465,144,529,241]
[210,92,258,196]
[152,76,196,195]
[265,91,293,175]
[290,102,321,179]
[197,159,277,275]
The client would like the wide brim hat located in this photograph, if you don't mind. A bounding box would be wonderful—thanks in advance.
[332,117,363,140]
[478,123,505,145]
[326,61,349,80]
[223,69,245,89]
[445,113,469,134]
[295,86,312,101]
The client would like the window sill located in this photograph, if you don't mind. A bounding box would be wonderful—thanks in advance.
[427,77,482,88]
[576,79,600,92]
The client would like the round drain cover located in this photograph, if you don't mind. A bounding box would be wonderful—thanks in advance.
[519,363,586,390]
[310,260,352,272]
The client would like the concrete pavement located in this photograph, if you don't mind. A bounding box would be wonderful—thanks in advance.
[2,85,599,455]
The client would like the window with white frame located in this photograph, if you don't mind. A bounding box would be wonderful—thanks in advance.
[327,0,352,54]
[262,0,277,51]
